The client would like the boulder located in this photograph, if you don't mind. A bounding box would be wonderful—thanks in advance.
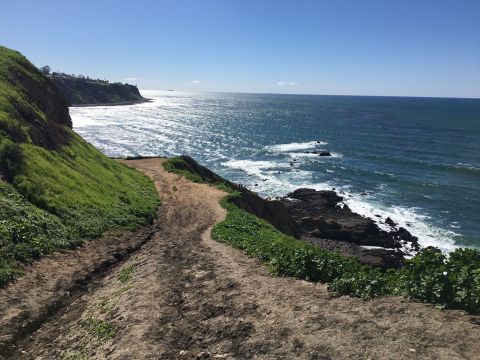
[385,217,396,227]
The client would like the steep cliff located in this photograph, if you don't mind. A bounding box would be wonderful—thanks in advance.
[0,47,71,149]
[50,75,147,105]
[0,45,159,285]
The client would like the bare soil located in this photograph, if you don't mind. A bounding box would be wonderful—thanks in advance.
[1,158,479,360]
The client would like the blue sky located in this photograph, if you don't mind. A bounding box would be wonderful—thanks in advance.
[1,0,479,97]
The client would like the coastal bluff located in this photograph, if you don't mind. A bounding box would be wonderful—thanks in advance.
[1,44,480,359]
[163,155,419,268]
[49,73,148,106]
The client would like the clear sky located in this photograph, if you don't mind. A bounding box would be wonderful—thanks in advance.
[1,0,479,98]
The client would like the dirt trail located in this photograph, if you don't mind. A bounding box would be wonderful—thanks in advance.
[1,158,480,359]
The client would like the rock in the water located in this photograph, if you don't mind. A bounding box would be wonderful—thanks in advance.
[385,217,396,227]
[305,150,331,156]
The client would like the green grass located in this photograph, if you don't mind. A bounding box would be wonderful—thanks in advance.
[15,135,160,238]
[213,194,480,314]
[162,156,204,183]
[164,156,480,315]
[213,194,392,295]
[79,316,117,342]
[0,45,67,146]
[0,135,160,286]
[117,265,134,283]
[0,45,161,286]
[0,180,79,284]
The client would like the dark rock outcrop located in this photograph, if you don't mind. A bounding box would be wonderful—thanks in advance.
[281,188,420,268]
[385,217,396,227]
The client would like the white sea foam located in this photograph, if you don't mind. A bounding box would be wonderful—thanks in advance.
[224,157,460,254]
[222,158,324,195]
[70,113,99,127]
[361,245,397,251]
[222,159,281,177]
[287,152,343,160]
[266,141,327,152]
[343,195,459,254]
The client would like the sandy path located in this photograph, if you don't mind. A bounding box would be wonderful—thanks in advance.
[2,158,480,359]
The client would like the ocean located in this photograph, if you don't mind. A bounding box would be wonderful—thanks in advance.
[71,91,480,252]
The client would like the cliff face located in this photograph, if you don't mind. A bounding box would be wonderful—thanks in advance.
[50,76,146,105]
[0,45,160,286]
[0,46,72,149]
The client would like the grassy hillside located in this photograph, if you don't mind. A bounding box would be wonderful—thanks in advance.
[0,45,160,285]
[0,47,71,149]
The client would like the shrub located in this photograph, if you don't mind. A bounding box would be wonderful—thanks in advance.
[446,249,480,314]
[398,248,451,305]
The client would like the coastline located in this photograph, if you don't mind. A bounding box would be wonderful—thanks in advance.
[3,43,480,359]
[4,157,480,359]
[160,155,419,268]
[69,98,153,107]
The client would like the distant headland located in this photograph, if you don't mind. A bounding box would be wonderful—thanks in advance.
[39,66,150,106]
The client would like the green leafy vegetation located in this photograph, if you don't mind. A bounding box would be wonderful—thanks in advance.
[0,179,81,285]
[164,156,480,315]
[213,195,480,314]
[0,45,160,286]
[162,156,204,183]
[79,316,117,342]
[118,265,134,283]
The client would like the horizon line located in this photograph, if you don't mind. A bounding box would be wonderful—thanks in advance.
[139,89,480,101]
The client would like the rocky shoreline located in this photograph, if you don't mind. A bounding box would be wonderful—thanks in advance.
[281,188,420,268]
[168,156,421,269]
